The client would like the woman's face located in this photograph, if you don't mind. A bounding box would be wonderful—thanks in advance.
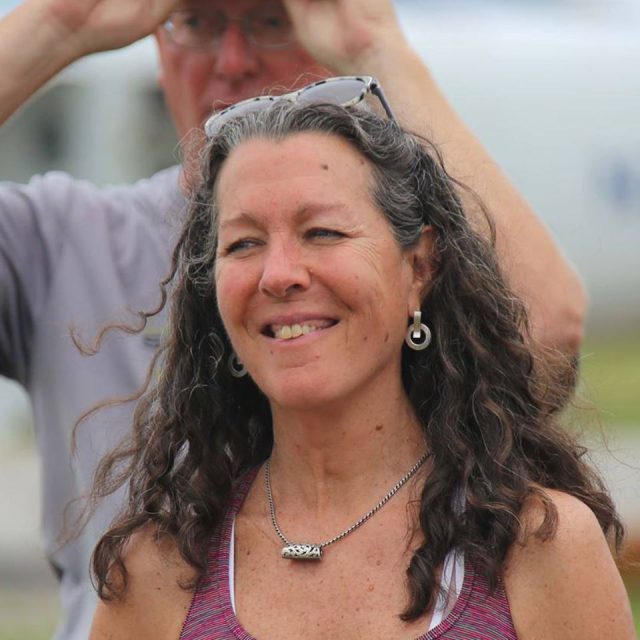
[214,132,431,410]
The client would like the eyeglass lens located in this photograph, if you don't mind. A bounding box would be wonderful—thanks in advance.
[167,3,293,49]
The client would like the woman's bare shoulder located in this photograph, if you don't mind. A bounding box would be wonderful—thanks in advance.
[504,489,635,640]
[90,525,198,640]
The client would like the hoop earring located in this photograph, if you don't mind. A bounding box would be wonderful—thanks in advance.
[405,310,431,351]
[228,352,248,378]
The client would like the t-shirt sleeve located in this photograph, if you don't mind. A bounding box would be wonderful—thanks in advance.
[0,167,181,386]
[0,173,73,383]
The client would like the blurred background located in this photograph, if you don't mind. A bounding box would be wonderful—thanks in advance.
[1,0,639,637]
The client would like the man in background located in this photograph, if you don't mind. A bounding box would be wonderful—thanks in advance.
[0,0,586,637]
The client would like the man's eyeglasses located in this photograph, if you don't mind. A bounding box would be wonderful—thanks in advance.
[163,4,295,51]
[204,76,396,139]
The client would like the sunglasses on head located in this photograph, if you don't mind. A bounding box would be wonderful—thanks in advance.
[204,76,395,139]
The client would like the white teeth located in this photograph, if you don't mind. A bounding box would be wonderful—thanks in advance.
[272,322,332,340]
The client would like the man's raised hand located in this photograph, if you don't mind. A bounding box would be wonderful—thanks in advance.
[41,0,182,56]
[282,0,406,75]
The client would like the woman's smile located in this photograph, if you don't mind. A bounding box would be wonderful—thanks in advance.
[261,315,338,340]
[214,132,424,408]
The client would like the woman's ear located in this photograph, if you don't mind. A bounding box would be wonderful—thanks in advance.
[406,226,437,313]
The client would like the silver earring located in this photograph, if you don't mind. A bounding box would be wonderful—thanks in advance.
[405,310,431,351]
[228,352,248,378]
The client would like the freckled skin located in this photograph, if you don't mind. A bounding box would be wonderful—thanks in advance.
[214,133,430,411]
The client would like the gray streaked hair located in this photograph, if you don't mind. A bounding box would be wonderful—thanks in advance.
[200,101,450,249]
[90,98,614,627]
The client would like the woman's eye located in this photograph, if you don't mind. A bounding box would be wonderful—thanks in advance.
[224,239,260,255]
[306,228,345,240]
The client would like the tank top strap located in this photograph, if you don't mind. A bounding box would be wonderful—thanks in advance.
[424,559,516,639]
[230,468,260,514]
[179,467,260,640]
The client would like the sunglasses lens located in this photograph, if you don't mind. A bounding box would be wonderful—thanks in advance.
[297,79,367,107]
[204,77,390,139]
[206,97,274,137]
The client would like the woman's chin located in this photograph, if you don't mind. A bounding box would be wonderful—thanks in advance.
[260,373,342,413]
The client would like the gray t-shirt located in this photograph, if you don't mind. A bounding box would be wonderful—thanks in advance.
[0,166,185,639]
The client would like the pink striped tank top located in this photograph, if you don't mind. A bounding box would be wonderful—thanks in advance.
[179,469,517,640]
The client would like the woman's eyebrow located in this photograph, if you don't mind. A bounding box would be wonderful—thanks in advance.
[295,202,350,221]
[219,202,350,230]
[218,211,262,231]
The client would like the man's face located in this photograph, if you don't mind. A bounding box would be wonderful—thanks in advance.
[155,0,329,138]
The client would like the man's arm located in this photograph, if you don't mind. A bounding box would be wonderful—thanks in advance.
[284,0,587,354]
[0,0,181,126]
[0,0,182,382]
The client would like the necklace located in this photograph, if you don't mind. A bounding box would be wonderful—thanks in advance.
[264,452,428,561]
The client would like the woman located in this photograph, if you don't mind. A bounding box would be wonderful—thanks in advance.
[89,79,634,639]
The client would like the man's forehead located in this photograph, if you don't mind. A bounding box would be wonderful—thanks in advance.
[179,0,284,11]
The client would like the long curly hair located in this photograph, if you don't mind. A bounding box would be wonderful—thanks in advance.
[89,102,622,620]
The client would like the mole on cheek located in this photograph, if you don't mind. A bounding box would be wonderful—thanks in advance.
[321,164,329,171]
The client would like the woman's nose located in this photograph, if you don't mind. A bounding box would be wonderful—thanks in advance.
[258,240,311,298]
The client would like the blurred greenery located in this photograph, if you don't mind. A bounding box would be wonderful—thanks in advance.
[0,628,54,640]
[0,592,58,640]
[632,584,640,636]
[577,332,640,429]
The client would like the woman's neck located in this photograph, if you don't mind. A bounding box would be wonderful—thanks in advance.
[267,381,427,522]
